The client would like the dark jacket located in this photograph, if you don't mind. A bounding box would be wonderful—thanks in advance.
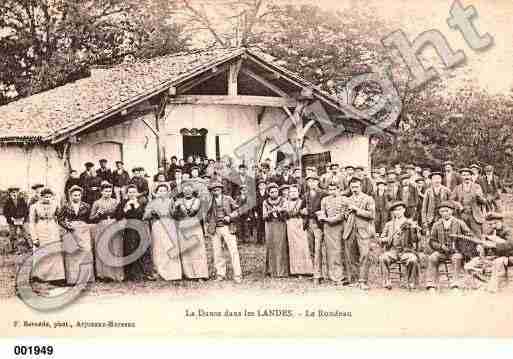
[57,201,91,231]
[3,197,29,224]
[96,168,112,183]
[112,170,130,187]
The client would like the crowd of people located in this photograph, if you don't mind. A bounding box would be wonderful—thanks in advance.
[2,153,512,293]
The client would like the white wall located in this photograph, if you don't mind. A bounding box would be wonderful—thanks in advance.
[0,144,67,201]
[69,111,159,176]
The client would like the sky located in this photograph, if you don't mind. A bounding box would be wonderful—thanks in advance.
[307,0,513,95]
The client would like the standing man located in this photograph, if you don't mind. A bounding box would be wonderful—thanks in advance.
[373,179,389,236]
[480,164,503,212]
[301,175,327,285]
[80,162,101,206]
[321,163,343,190]
[405,164,417,183]
[421,172,451,231]
[451,168,486,237]
[426,201,473,291]
[206,181,242,283]
[96,159,112,183]
[386,172,401,203]
[399,173,420,221]
[112,161,130,200]
[422,168,432,188]
[319,182,348,284]
[342,177,376,290]
[442,161,461,191]
[3,187,30,253]
[469,164,481,184]
[354,166,373,195]
[166,156,179,181]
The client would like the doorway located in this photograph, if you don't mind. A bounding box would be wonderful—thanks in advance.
[183,135,206,159]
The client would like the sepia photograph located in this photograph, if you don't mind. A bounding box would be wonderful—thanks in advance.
[1,0,513,342]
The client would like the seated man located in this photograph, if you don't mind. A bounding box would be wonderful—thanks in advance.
[426,201,473,291]
[465,212,513,292]
[379,201,420,290]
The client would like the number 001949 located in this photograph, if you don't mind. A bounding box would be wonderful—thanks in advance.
[14,345,54,356]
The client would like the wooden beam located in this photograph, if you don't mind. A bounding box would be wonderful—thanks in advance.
[177,65,228,94]
[168,95,298,107]
[247,56,281,79]
[241,69,290,98]
[228,60,242,96]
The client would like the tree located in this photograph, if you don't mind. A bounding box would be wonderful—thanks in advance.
[0,0,190,104]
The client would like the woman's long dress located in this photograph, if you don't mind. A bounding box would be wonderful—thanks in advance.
[29,201,66,282]
[284,198,313,275]
[143,198,182,280]
[57,202,95,284]
[174,196,209,279]
[116,199,153,281]
[90,197,123,281]
[263,197,290,277]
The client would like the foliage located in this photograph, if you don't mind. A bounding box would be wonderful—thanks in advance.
[0,0,190,104]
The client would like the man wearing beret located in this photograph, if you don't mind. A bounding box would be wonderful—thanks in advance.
[426,201,473,290]
[342,177,376,290]
[480,164,503,212]
[464,212,513,291]
[379,201,420,289]
[450,168,487,237]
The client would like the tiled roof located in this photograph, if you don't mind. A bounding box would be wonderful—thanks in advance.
[0,47,244,141]
[0,46,373,143]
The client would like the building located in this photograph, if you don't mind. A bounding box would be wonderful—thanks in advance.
[0,47,377,199]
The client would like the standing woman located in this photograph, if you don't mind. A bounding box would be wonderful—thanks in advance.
[57,185,95,285]
[255,179,267,245]
[262,182,290,278]
[284,184,313,276]
[174,181,209,280]
[116,185,154,281]
[29,188,66,284]
[143,183,182,281]
[90,182,123,282]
